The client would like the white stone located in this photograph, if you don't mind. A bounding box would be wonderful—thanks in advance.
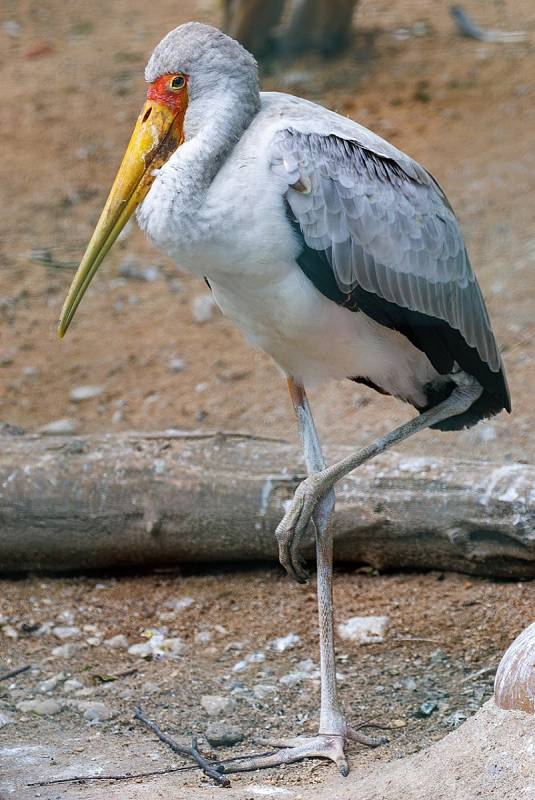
[233,651,265,672]
[74,687,95,697]
[164,597,194,611]
[200,694,233,716]
[63,679,84,693]
[191,292,216,323]
[248,652,266,664]
[2,625,18,639]
[270,633,301,652]
[0,711,15,727]
[77,701,116,721]
[127,641,153,658]
[16,699,62,716]
[51,643,80,658]
[70,385,104,402]
[162,637,186,655]
[279,671,311,687]
[167,357,185,373]
[37,673,65,693]
[253,683,278,700]
[103,634,129,649]
[127,633,185,659]
[52,626,80,640]
[38,418,78,435]
[337,615,389,644]
[194,630,213,644]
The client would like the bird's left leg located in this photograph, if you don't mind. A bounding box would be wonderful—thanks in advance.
[222,380,384,778]
[277,372,483,578]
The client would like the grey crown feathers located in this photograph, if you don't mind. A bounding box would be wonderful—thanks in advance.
[145,22,260,104]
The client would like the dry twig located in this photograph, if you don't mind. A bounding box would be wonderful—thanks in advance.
[0,664,31,682]
[134,705,230,787]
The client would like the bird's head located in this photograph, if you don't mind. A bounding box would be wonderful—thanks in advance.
[58,22,258,337]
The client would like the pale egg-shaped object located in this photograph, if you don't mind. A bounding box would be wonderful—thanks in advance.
[494,622,535,713]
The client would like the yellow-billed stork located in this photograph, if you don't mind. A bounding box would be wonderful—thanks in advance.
[58,22,510,776]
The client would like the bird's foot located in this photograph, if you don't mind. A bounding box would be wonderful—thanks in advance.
[222,725,387,777]
[275,475,331,583]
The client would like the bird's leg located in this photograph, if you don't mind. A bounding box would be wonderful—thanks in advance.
[221,380,385,778]
[277,372,483,579]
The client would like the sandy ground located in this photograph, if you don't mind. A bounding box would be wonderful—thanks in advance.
[0,0,534,797]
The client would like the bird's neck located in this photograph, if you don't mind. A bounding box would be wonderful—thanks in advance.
[178,90,259,194]
[138,89,259,251]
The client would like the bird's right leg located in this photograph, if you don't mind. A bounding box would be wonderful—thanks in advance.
[220,379,384,778]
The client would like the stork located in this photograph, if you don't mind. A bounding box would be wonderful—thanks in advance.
[58,23,510,776]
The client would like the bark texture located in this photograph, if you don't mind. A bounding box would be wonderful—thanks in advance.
[0,431,533,576]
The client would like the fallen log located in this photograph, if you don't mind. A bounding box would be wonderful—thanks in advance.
[0,430,533,577]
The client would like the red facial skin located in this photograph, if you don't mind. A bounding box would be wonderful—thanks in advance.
[147,74,188,114]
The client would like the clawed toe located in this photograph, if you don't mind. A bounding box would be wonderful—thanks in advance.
[223,733,349,776]
[275,477,322,582]
[347,725,389,747]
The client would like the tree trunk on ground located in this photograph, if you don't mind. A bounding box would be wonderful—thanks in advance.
[0,430,533,577]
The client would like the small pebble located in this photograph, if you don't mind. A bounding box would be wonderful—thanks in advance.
[194,630,213,644]
[205,722,245,748]
[270,633,300,652]
[164,597,194,612]
[74,687,96,697]
[200,694,233,716]
[70,385,104,403]
[279,671,311,687]
[16,699,62,716]
[191,292,216,323]
[3,20,21,37]
[253,684,278,700]
[51,643,79,658]
[0,711,15,727]
[103,634,129,650]
[118,259,160,282]
[38,418,79,435]
[52,626,80,640]
[417,699,438,718]
[63,679,84,693]
[38,673,65,693]
[337,616,389,644]
[77,701,116,721]
[167,357,185,373]
[2,625,18,640]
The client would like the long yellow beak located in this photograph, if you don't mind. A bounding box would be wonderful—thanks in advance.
[58,100,183,337]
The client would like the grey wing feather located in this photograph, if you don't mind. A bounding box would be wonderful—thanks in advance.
[271,128,501,372]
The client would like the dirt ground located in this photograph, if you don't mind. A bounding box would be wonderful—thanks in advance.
[0,0,534,797]
[1,570,533,798]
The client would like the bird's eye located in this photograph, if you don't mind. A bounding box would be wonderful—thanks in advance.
[170,75,185,90]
